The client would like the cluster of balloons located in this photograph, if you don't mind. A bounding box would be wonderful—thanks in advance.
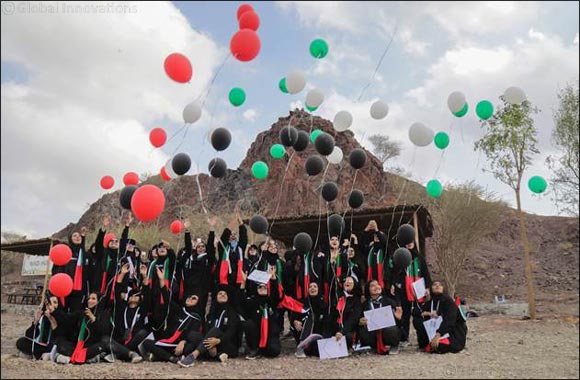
[230,4,261,62]
[48,244,74,297]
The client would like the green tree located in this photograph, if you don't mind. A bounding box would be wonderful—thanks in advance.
[474,97,540,319]
[368,134,402,168]
[547,82,579,216]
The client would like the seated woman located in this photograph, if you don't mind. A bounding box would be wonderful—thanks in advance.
[326,276,362,349]
[142,266,205,363]
[53,291,133,364]
[240,267,283,360]
[16,294,65,360]
[177,286,240,367]
[413,281,468,354]
[290,282,328,358]
[358,280,403,355]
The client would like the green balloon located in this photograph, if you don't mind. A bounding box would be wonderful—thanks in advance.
[270,144,286,159]
[434,132,450,150]
[306,105,318,112]
[528,176,547,194]
[279,78,288,94]
[229,87,246,107]
[252,161,269,180]
[454,102,468,117]
[476,100,494,120]
[309,38,329,59]
[310,129,323,143]
[426,179,443,198]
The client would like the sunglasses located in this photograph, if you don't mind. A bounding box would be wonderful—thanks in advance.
[110,239,119,243]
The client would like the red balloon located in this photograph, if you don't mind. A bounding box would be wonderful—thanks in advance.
[103,233,117,248]
[100,176,114,190]
[131,184,166,222]
[237,3,254,20]
[164,53,193,83]
[230,29,261,62]
[150,127,167,148]
[123,172,139,186]
[160,166,171,181]
[239,11,260,31]
[49,273,73,298]
[49,244,72,266]
[170,220,184,234]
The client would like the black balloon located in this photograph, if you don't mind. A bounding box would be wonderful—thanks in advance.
[208,158,227,178]
[397,224,415,246]
[249,215,268,234]
[348,190,364,209]
[305,155,324,176]
[293,232,313,253]
[349,148,367,169]
[314,132,335,156]
[293,130,309,152]
[119,185,138,210]
[279,126,298,147]
[393,247,412,268]
[328,213,345,237]
[211,128,232,151]
[172,153,191,175]
[322,182,339,202]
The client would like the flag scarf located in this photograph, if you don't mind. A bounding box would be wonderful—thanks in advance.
[367,246,384,288]
[122,307,141,345]
[70,317,88,364]
[259,305,269,349]
[219,245,243,285]
[73,248,84,291]
[295,252,311,300]
[155,308,200,346]
[405,257,423,302]
[278,295,306,314]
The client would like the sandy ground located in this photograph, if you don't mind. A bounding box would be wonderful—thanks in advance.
[1,311,579,379]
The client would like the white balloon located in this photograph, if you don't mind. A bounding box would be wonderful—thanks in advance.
[409,122,434,147]
[504,86,526,105]
[286,70,306,94]
[370,100,389,120]
[327,146,343,164]
[183,102,202,124]
[165,158,178,179]
[333,110,353,132]
[305,88,324,108]
[447,91,466,114]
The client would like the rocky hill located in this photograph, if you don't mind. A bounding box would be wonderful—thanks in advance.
[49,109,579,308]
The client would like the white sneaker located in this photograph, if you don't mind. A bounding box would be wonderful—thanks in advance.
[129,352,143,364]
[294,347,307,358]
[218,353,228,363]
[55,354,71,364]
[103,353,115,363]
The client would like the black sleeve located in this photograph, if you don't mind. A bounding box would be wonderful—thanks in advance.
[207,231,216,266]
[342,301,362,335]
[92,310,112,338]
[119,226,129,254]
[221,309,240,343]
[437,296,457,336]
[268,278,283,307]
[220,228,231,251]
[95,228,106,258]
[238,225,248,252]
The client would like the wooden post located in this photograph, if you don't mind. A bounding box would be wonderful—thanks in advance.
[39,240,54,307]
[413,212,421,254]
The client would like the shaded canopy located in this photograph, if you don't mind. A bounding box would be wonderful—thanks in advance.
[1,238,62,256]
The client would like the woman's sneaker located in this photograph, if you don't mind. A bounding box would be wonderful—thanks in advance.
[129,351,143,364]
[245,350,260,360]
[55,354,71,364]
[178,354,195,368]
[218,353,228,363]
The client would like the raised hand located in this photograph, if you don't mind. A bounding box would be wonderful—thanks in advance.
[125,212,133,226]
[120,262,130,275]
[139,264,148,278]
[156,266,165,281]
[80,226,88,236]
[208,216,217,228]
[103,215,111,229]
[183,219,191,230]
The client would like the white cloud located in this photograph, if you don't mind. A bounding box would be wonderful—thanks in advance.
[574,33,579,45]
[243,108,258,122]
[1,1,224,237]
[398,27,430,57]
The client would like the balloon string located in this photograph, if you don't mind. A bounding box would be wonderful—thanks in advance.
[341,169,359,220]
[467,149,483,207]
[199,53,231,108]
[433,150,446,178]
[395,147,416,205]
[166,123,188,146]
[268,151,296,235]
[356,21,399,103]
[313,162,331,250]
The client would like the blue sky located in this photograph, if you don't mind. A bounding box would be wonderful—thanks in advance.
[1,1,579,238]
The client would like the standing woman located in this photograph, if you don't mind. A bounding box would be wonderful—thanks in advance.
[51,226,88,312]
[323,235,348,311]
[366,231,387,289]
[147,240,178,337]
[177,217,216,311]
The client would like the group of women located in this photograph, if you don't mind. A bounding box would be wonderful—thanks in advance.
[16,211,467,367]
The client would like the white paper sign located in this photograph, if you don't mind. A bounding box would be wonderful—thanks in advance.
[317,336,349,360]
[423,316,449,341]
[412,278,426,299]
[364,305,396,332]
[21,254,51,276]
[247,270,271,284]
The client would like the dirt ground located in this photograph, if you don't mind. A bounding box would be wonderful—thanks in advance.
[1,311,578,379]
